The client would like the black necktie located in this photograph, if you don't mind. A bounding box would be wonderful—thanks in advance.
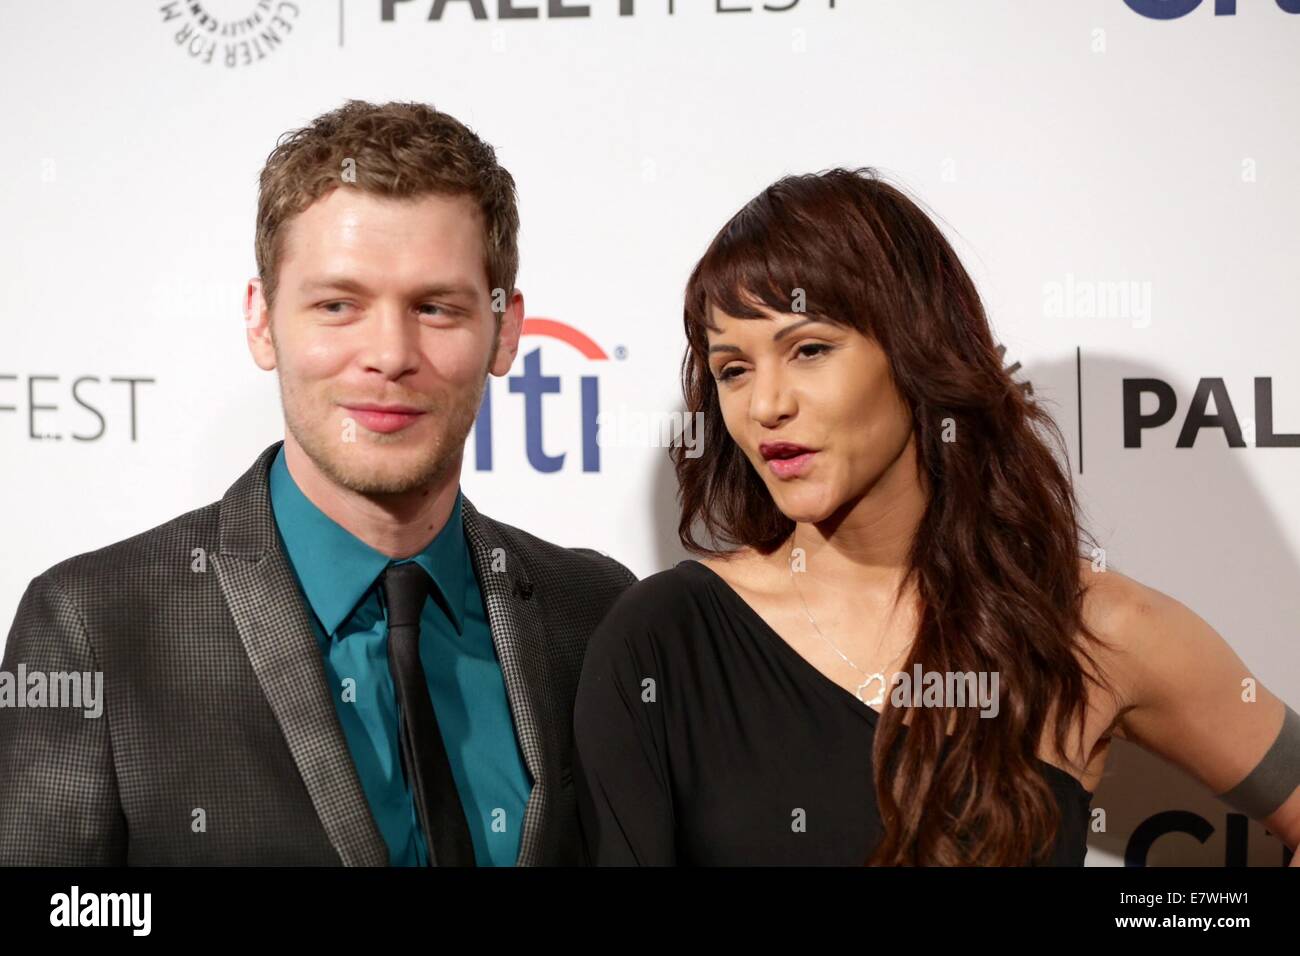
[380,562,476,867]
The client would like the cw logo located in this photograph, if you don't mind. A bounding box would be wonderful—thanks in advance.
[473,318,612,473]
[1125,0,1300,18]
[1126,810,1294,866]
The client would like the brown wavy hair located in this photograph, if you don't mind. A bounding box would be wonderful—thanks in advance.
[254,99,519,310]
[672,167,1118,865]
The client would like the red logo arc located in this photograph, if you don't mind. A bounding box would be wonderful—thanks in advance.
[520,318,608,360]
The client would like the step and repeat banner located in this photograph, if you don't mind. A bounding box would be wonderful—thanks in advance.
[1,1,1297,866]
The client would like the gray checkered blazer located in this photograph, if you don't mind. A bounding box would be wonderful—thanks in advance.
[0,442,636,865]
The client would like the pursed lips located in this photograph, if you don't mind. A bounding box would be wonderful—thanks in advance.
[759,441,818,479]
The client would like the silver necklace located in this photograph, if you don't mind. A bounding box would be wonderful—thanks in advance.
[788,533,907,707]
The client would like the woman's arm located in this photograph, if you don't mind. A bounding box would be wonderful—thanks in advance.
[572,597,677,865]
[1094,570,1300,863]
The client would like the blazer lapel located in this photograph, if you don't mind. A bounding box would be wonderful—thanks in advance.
[211,442,388,867]
[461,496,559,866]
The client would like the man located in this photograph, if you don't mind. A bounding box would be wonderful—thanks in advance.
[0,100,635,866]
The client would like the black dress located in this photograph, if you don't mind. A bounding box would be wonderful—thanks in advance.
[573,559,1093,865]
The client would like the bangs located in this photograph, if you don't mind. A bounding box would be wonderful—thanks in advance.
[694,220,825,329]
[683,180,881,350]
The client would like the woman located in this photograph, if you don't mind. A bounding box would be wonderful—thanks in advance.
[572,167,1300,866]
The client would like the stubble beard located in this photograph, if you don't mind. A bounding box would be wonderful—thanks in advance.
[276,327,499,499]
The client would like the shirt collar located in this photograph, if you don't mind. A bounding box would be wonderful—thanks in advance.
[268,444,468,637]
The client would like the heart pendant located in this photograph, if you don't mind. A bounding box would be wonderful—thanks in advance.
[855,673,886,707]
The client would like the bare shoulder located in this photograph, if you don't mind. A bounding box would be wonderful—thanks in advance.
[697,546,766,589]
[1070,558,1162,735]
[1073,557,1246,742]
[1075,557,1177,647]
[1074,560,1299,835]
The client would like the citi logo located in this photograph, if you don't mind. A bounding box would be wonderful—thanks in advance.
[473,318,619,473]
[1124,0,1300,19]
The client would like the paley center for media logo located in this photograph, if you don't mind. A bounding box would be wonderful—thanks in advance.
[159,0,302,67]
[380,0,840,22]
[159,0,838,65]
[1124,377,1299,448]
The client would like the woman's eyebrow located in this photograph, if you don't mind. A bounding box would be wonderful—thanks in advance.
[708,317,832,354]
[772,317,829,341]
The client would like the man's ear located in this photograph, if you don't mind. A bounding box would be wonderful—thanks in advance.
[490,288,526,378]
[245,278,277,371]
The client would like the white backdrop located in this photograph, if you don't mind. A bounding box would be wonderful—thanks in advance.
[2,0,1297,866]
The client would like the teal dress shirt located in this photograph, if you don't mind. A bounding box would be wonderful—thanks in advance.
[268,445,532,866]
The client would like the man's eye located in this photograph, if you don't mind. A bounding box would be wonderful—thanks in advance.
[418,303,449,317]
[319,301,350,314]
